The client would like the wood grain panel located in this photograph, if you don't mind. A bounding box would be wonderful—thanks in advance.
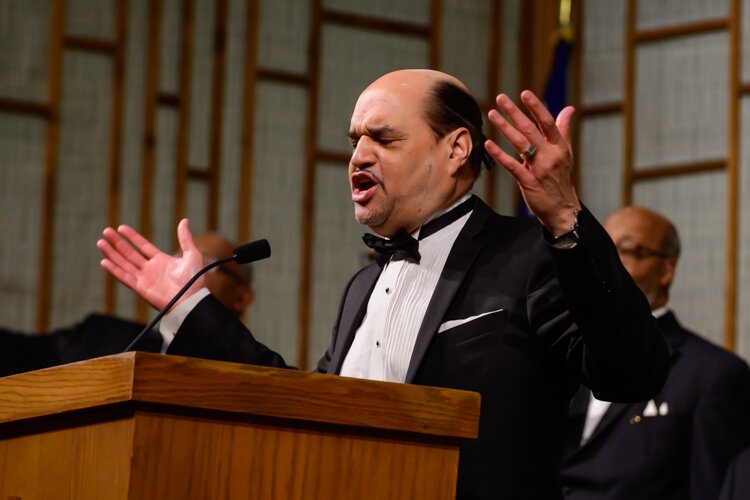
[0,353,479,439]
[0,414,134,499]
[129,353,478,439]
[0,355,135,424]
[128,410,457,499]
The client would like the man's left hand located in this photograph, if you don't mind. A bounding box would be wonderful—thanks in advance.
[485,90,581,236]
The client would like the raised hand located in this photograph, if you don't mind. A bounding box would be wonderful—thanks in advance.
[485,90,581,236]
[97,219,205,310]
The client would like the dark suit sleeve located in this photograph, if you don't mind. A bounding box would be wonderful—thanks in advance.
[691,358,750,499]
[719,447,750,500]
[1,314,163,377]
[167,294,293,369]
[546,207,670,401]
[0,327,59,377]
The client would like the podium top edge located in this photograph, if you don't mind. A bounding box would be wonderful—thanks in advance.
[0,352,479,440]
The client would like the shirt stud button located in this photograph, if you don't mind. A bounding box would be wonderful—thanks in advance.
[385,287,392,294]
[376,340,381,348]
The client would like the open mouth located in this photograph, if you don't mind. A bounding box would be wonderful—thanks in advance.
[351,172,379,203]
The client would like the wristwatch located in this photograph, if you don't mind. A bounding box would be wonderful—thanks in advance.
[549,210,581,250]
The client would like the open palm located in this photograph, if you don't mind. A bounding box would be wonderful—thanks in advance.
[97,219,205,310]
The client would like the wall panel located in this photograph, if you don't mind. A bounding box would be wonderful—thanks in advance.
[633,171,727,346]
[0,114,46,329]
[50,52,114,327]
[441,0,491,101]
[185,179,209,232]
[216,0,250,240]
[257,0,310,73]
[582,0,625,106]
[66,0,116,39]
[152,108,179,251]
[248,81,307,365]
[0,0,52,102]
[187,0,216,169]
[578,115,623,220]
[636,0,728,31]
[159,0,182,95]
[634,33,728,170]
[317,25,429,152]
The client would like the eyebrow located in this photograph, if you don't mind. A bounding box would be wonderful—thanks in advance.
[347,125,401,141]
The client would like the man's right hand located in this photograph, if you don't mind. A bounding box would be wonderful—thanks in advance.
[97,219,205,311]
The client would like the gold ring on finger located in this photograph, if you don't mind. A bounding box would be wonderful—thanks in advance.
[519,144,538,162]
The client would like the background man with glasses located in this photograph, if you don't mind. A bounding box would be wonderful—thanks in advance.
[561,206,750,500]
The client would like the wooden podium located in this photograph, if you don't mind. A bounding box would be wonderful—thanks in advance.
[0,352,479,499]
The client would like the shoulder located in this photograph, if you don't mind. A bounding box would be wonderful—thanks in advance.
[474,203,545,250]
[677,325,747,372]
[668,319,750,388]
[78,313,145,332]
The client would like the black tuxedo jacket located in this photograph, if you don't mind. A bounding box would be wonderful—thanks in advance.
[719,446,750,500]
[0,313,162,377]
[562,311,750,500]
[168,197,669,499]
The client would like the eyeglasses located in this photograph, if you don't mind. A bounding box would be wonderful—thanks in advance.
[615,241,671,261]
[214,265,249,286]
[203,254,249,286]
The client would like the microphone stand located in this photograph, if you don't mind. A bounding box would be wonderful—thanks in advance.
[123,256,233,353]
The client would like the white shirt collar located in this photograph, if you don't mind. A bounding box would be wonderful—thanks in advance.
[414,192,472,239]
[651,306,669,318]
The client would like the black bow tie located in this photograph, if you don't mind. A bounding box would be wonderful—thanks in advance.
[363,229,419,267]
[362,196,475,267]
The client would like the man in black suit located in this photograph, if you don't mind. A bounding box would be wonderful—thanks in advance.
[0,234,254,377]
[562,206,750,500]
[97,70,669,499]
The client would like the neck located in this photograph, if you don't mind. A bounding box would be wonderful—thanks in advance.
[406,190,473,233]
[650,291,668,310]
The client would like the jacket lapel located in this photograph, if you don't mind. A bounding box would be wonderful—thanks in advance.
[404,197,491,383]
[564,386,591,454]
[327,264,381,375]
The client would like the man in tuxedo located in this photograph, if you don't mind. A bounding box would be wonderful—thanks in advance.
[97,70,669,499]
[0,234,254,377]
[561,206,750,500]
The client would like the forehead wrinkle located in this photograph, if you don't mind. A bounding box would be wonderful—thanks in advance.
[348,124,403,139]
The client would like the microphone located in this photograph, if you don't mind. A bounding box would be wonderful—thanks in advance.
[123,239,271,352]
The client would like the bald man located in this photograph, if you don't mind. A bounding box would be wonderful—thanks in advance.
[0,234,254,377]
[99,70,669,499]
[562,207,750,500]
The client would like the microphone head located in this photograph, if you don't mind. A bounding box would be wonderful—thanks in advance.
[233,239,271,264]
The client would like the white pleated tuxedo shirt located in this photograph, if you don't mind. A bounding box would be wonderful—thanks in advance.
[339,194,472,383]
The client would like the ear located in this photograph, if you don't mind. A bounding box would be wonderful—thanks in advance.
[659,259,676,289]
[444,127,472,175]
